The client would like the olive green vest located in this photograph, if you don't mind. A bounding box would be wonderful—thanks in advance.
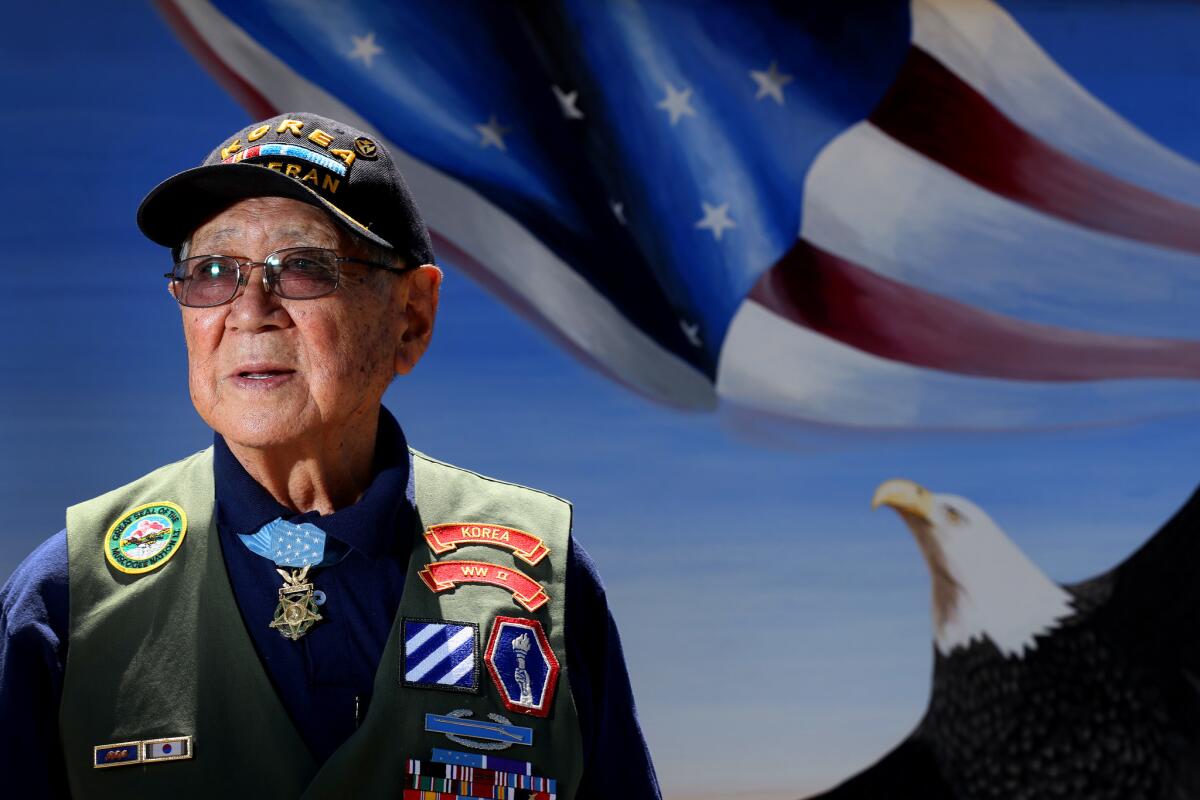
[60,447,584,798]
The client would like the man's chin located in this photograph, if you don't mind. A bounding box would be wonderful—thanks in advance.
[208,411,314,453]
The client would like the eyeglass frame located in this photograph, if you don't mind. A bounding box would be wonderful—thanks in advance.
[163,246,413,308]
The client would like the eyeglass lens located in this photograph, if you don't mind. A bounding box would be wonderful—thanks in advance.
[172,248,341,307]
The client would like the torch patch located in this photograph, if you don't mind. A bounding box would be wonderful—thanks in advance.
[484,616,560,718]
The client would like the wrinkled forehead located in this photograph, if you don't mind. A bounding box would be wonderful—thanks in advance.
[188,198,347,253]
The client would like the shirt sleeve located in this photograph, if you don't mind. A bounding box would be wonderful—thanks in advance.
[0,529,71,799]
[564,535,662,800]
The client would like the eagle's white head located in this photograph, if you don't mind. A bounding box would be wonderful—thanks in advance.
[873,478,1075,658]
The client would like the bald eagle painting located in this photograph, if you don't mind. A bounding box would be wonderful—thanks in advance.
[808,480,1200,800]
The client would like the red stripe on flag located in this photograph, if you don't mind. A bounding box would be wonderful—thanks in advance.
[154,0,276,120]
[870,46,1200,256]
[750,239,1200,382]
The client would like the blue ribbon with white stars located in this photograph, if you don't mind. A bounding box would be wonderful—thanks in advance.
[239,518,332,568]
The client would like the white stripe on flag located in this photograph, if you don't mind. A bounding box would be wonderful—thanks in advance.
[716,300,1200,430]
[912,0,1200,207]
[406,626,475,682]
[801,122,1200,337]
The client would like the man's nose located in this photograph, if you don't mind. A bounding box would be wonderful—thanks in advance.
[227,263,286,329]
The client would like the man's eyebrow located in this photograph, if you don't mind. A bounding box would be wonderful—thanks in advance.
[193,226,340,253]
[193,227,239,251]
[275,228,340,247]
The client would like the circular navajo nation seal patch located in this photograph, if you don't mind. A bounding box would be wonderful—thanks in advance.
[104,502,188,575]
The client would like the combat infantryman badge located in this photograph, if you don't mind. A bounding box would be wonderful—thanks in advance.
[104,502,187,575]
[424,709,533,750]
[485,617,560,717]
[270,565,323,640]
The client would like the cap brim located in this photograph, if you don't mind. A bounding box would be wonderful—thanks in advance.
[137,162,393,252]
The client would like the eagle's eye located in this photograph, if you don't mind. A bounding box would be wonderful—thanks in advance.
[945,506,965,524]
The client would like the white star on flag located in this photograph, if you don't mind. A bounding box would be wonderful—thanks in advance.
[656,82,696,126]
[552,85,584,120]
[475,115,510,150]
[749,60,793,105]
[611,200,627,225]
[348,32,383,68]
[695,202,736,240]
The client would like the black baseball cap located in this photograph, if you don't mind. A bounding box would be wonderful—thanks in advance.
[137,111,434,265]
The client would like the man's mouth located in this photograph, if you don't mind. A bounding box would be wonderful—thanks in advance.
[239,371,293,380]
[231,365,296,387]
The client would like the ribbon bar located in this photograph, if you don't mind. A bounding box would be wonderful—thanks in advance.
[419,560,549,612]
[424,523,550,567]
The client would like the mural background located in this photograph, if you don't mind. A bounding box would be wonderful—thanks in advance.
[1,3,1197,797]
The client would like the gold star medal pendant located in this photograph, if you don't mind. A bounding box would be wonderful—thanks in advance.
[238,518,331,641]
[271,565,323,641]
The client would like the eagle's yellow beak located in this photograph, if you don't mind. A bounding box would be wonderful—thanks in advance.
[872,478,934,521]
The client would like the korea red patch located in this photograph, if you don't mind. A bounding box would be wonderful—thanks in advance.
[484,616,560,718]
[424,523,550,567]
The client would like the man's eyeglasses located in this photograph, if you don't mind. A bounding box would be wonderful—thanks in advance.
[165,247,409,308]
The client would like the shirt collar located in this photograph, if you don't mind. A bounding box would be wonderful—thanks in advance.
[213,407,414,559]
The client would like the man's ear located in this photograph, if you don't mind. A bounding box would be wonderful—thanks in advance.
[394,264,442,375]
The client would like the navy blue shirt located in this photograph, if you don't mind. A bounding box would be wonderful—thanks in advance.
[0,410,659,799]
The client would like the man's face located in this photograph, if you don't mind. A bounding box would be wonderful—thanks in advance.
[179,196,438,451]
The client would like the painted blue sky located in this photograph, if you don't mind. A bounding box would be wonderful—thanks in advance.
[2,3,1199,796]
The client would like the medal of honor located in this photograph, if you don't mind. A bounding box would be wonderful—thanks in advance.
[270,565,323,640]
[240,518,333,641]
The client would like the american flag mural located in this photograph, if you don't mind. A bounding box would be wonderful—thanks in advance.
[158,0,1200,431]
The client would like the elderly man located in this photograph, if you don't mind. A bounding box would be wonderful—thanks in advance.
[0,113,660,799]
